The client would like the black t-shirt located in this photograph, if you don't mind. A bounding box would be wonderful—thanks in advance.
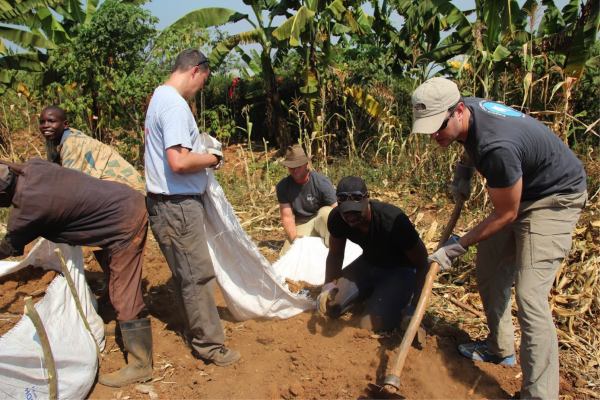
[462,98,586,202]
[327,200,420,268]
[276,170,337,224]
[0,159,147,257]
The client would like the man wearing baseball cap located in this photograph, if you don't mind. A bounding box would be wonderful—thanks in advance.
[412,77,587,399]
[317,176,430,333]
[276,144,337,256]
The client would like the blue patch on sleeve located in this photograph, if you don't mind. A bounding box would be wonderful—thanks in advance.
[84,151,96,170]
[481,102,523,117]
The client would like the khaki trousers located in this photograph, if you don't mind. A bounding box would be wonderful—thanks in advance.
[146,196,225,359]
[280,206,333,256]
[476,191,586,399]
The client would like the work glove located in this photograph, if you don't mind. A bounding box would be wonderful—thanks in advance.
[450,162,475,201]
[207,148,224,170]
[316,282,339,316]
[400,305,416,331]
[427,235,467,271]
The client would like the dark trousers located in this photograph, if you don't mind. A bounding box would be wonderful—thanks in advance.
[97,211,148,322]
[327,255,415,332]
[146,196,225,359]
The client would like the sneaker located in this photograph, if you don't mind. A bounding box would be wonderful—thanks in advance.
[458,340,516,366]
[210,347,241,367]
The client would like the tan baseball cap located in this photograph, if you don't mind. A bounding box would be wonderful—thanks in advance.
[411,77,460,134]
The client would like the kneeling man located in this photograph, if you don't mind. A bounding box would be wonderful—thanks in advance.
[319,176,429,332]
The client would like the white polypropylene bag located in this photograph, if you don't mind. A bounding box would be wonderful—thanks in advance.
[0,239,105,399]
[200,133,362,321]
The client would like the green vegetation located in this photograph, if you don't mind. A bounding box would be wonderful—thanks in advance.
[0,0,597,197]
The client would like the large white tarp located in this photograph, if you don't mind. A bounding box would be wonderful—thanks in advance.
[200,133,361,321]
[0,239,105,399]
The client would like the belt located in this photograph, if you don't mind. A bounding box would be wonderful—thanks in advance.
[146,192,198,201]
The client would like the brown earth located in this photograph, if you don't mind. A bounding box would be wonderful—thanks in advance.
[0,137,587,399]
[0,238,527,400]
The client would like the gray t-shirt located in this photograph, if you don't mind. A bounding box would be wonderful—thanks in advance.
[276,171,336,224]
[144,85,209,195]
[462,98,586,202]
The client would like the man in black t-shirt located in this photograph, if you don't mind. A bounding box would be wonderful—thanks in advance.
[276,145,337,256]
[411,77,587,399]
[318,176,429,333]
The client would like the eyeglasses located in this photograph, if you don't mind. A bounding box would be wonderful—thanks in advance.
[196,59,210,68]
[437,103,458,132]
[337,191,368,203]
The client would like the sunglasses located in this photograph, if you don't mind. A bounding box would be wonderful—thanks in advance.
[337,191,368,203]
[196,59,210,68]
[437,103,458,132]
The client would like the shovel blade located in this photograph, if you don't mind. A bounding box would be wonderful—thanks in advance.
[366,383,405,399]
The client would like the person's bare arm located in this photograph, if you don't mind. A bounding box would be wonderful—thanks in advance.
[279,203,298,242]
[458,178,522,249]
[166,145,218,173]
[404,238,430,307]
[325,235,346,283]
[0,160,23,174]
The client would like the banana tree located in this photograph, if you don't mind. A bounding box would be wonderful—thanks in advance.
[388,0,472,85]
[162,2,293,149]
[270,0,373,154]
[0,0,145,86]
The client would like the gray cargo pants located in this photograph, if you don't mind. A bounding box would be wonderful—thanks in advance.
[146,195,225,360]
[476,191,587,399]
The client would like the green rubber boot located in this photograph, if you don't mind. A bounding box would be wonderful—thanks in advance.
[98,318,153,387]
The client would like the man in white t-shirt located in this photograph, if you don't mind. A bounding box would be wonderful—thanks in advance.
[144,49,241,367]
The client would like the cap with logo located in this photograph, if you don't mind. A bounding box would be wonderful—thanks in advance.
[336,176,368,213]
[411,77,460,134]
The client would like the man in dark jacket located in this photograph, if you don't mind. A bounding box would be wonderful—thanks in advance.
[0,159,151,388]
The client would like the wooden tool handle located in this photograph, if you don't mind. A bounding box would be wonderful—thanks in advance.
[24,296,57,400]
[383,193,466,392]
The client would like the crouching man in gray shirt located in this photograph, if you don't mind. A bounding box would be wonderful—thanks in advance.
[276,145,337,256]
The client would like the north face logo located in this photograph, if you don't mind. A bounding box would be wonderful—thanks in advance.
[414,103,427,111]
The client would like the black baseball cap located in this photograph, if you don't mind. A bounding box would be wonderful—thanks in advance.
[336,176,368,213]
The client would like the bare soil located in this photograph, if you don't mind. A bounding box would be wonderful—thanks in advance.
[0,139,584,399]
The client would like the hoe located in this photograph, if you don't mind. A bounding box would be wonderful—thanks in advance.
[368,191,468,399]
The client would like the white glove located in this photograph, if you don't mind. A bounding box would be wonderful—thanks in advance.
[207,148,223,170]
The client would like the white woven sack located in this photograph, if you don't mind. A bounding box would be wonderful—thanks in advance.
[0,239,105,399]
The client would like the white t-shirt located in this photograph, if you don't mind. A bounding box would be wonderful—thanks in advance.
[144,85,208,195]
